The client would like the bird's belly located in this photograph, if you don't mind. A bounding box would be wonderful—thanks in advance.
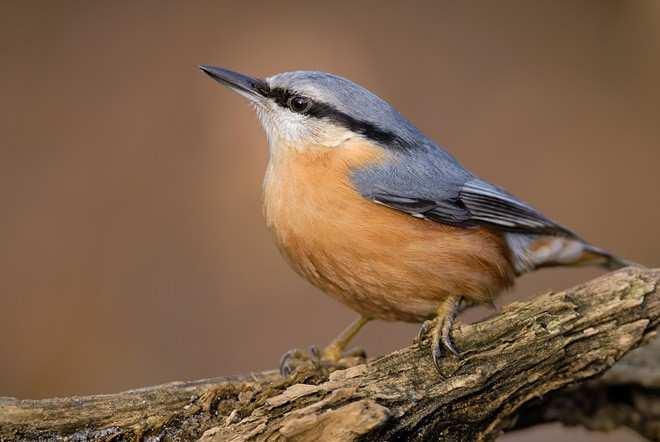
[263,144,514,322]
[269,218,513,321]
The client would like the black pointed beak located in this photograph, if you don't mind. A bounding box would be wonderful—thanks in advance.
[199,65,267,101]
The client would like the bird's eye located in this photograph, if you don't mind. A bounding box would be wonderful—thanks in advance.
[287,95,312,114]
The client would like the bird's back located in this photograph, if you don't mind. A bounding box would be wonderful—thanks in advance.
[351,135,631,274]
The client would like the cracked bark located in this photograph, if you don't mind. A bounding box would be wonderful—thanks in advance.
[1,267,659,441]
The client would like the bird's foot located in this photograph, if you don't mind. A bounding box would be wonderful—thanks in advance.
[278,346,322,377]
[417,317,459,358]
[417,297,462,375]
[431,314,460,370]
[279,345,367,377]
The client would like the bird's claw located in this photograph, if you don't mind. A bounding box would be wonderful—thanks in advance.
[419,298,462,374]
[430,320,460,374]
[279,346,321,377]
[415,320,432,345]
[441,317,460,357]
[278,345,367,377]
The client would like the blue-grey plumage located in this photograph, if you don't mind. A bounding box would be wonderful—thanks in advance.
[254,71,628,273]
[200,65,637,373]
[265,70,633,271]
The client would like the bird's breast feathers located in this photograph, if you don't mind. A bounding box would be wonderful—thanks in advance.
[262,140,515,322]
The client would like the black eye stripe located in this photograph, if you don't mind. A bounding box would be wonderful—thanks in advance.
[306,102,400,146]
[262,86,291,108]
[262,86,411,150]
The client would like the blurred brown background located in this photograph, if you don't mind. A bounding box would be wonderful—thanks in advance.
[1,1,658,440]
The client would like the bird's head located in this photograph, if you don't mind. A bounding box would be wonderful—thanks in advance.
[199,66,421,153]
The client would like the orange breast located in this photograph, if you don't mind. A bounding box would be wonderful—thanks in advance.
[263,140,515,322]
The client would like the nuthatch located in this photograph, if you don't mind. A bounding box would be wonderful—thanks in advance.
[200,65,635,374]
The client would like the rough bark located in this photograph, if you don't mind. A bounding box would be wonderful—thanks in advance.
[1,267,659,441]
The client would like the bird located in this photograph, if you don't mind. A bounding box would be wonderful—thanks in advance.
[199,65,635,375]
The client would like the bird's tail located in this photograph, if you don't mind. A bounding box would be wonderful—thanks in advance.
[508,234,643,274]
[582,244,643,271]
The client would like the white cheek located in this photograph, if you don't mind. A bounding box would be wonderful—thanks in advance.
[276,113,312,144]
[254,105,355,152]
[255,105,311,149]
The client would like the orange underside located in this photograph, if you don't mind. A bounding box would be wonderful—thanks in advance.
[263,140,515,322]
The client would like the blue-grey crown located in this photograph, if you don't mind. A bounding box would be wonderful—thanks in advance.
[265,71,426,149]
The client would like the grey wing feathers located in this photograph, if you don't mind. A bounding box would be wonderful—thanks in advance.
[371,193,475,226]
[352,144,578,238]
[459,180,578,237]
[366,177,578,238]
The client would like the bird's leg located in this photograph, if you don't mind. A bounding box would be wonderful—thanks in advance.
[428,295,462,372]
[279,316,370,376]
[321,316,371,363]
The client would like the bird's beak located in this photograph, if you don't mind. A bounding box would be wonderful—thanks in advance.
[199,65,267,104]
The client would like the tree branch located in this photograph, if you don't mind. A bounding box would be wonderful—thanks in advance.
[1,267,659,441]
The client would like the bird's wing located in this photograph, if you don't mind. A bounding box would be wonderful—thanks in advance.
[457,179,577,237]
[352,150,578,238]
